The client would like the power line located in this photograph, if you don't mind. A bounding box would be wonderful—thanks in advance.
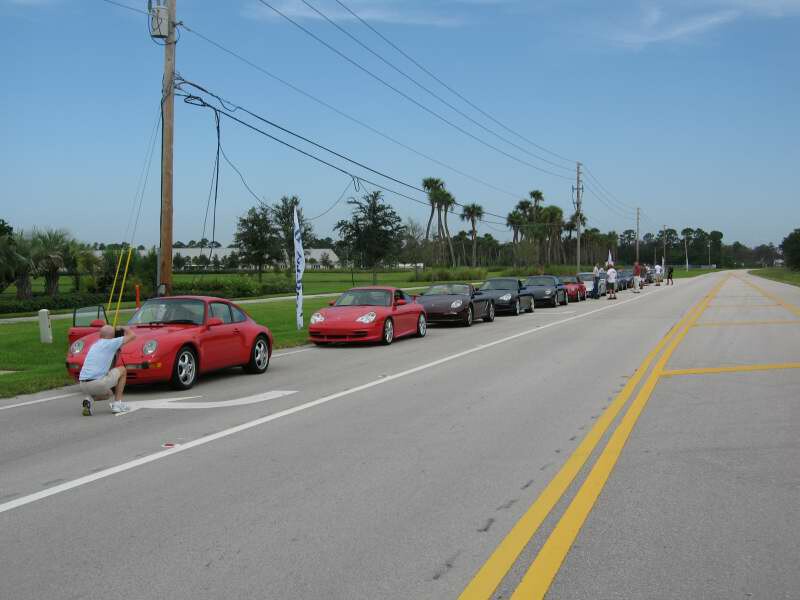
[331,0,576,166]
[256,0,573,181]
[98,0,148,17]
[177,83,508,227]
[299,0,572,173]
[177,24,523,200]
[583,166,637,213]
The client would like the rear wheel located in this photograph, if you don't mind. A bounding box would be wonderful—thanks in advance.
[382,318,394,345]
[526,297,535,313]
[464,305,473,327]
[551,294,559,308]
[484,302,495,322]
[416,313,427,337]
[245,335,270,374]
[170,346,197,390]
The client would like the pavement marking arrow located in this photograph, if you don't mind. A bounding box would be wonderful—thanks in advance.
[122,390,298,414]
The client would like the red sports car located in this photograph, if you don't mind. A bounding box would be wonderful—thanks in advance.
[308,287,427,345]
[559,275,588,302]
[65,296,273,390]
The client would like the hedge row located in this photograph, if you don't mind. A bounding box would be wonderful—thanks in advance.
[172,277,294,298]
[409,267,488,282]
[0,293,134,315]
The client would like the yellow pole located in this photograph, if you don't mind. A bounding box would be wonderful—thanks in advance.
[112,247,134,327]
[106,249,125,313]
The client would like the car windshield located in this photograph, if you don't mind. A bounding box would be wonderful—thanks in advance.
[578,273,594,280]
[526,276,556,286]
[423,284,470,296]
[560,276,578,283]
[335,289,392,307]
[481,279,518,291]
[129,299,205,325]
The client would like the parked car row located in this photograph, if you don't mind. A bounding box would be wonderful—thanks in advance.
[62,270,641,391]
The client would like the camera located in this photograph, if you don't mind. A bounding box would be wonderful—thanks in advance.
[115,327,124,338]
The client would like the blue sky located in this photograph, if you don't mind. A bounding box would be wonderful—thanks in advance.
[1,0,798,247]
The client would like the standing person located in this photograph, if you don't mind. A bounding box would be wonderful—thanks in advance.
[667,265,674,285]
[606,263,618,299]
[655,262,663,286]
[78,325,137,415]
[592,264,600,299]
[633,261,642,293]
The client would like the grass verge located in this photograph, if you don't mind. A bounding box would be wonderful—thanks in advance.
[749,268,800,287]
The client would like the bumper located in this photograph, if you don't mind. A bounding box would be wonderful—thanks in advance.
[494,301,517,314]
[308,324,383,343]
[66,359,171,385]
[425,309,467,323]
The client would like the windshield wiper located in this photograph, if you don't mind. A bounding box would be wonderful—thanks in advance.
[163,319,197,324]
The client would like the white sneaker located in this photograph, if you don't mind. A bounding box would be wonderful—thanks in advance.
[110,401,130,414]
[82,396,94,416]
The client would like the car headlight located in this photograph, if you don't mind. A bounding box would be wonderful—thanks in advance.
[545,289,552,295]
[310,312,325,324]
[499,293,512,302]
[450,299,463,309]
[142,340,158,356]
[69,340,84,355]
[355,311,377,324]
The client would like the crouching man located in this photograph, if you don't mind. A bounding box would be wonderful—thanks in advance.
[78,325,136,415]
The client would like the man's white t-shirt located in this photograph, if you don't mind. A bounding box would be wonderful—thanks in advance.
[655,264,663,275]
[607,268,617,284]
[79,337,124,381]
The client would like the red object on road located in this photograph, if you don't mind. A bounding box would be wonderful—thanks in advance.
[135,284,141,308]
[65,296,273,390]
[308,286,427,345]
[560,276,588,301]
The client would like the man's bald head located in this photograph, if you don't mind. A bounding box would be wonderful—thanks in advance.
[99,325,115,339]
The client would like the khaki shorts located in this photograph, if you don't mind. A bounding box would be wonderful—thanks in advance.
[79,367,123,399]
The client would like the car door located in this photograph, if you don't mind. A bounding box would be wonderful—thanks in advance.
[68,306,108,344]
[518,280,532,310]
[202,302,248,370]
[394,290,416,335]
[470,284,487,316]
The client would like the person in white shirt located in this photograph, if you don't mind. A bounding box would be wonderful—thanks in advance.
[78,325,137,415]
[655,263,663,285]
[606,264,618,299]
[592,264,600,299]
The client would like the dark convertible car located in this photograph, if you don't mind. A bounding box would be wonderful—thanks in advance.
[416,283,494,326]
[474,278,535,315]
[522,275,569,307]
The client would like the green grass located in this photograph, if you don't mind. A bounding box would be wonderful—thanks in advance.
[0,296,334,399]
[671,268,718,279]
[750,268,800,287]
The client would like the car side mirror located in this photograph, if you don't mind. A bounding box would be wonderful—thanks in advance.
[395,299,407,306]
[90,319,106,328]
[207,317,223,327]
[328,300,336,306]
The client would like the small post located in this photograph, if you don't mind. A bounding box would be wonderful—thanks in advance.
[135,284,141,308]
[38,309,53,344]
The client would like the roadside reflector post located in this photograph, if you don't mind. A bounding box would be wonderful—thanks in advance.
[38,309,53,344]
[135,284,141,308]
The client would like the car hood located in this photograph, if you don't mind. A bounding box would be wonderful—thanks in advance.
[478,289,517,299]
[317,306,388,322]
[68,325,201,360]
[417,294,467,310]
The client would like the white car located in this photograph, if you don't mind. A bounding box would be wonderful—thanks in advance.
[578,272,607,297]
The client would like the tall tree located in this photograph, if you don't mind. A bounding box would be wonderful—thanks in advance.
[460,203,484,267]
[233,201,281,281]
[440,190,457,267]
[780,229,800,270]
[421,177,444,241]
[32,229,70,297]
[270,195,314,272]
[335,191,405,283]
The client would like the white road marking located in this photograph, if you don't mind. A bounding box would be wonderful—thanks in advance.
[272,348,315,358]
[0,287,668,515]
[0,392,79,412]
[122,390,297,413]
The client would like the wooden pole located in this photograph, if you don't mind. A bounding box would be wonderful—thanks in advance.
[158,0,176,295]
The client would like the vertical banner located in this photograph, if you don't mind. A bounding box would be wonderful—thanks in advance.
[293,206,305,330]
[607,249,613,265]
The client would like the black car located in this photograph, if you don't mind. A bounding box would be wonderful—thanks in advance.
[474,278,534,315]
[522,275,568,307]
[416,282,494,326]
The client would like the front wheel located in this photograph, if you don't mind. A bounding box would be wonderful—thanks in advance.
[171,346,198,390]
[463,305,473,327]
[526,297,535,313]
[513,299,521,316]
[244,335,270,374]
[484,302,495,322]
[416,313,427,337]
[382,318,394,345]
[551,294,559,308]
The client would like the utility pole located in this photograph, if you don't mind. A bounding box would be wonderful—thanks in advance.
[573,162,583,273]
[684,233,689,272]
[635,208,640,263]
[662,224,667,269]
[157,0,176,295]
[708,240,711,267]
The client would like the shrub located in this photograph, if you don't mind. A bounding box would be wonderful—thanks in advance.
[0,292,133,315]
[781,229,800,270]
[410,267,488,282]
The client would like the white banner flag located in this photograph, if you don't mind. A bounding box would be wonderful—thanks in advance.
[607,249,613,265]
[293,206,305,330]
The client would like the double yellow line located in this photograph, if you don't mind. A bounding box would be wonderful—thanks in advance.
[459,275,728,600]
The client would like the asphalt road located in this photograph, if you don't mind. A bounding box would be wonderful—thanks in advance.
[1,272,797,599]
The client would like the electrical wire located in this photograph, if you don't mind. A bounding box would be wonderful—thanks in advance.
[298,0,572,173]
[583,166,638,213]
[178,23,522,200]
[256,0,573,181]
[98,0,148,16]
[307,179,353,221]
[330,0,576,167]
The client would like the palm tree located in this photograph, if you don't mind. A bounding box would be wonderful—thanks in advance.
[681,227,694,270]
[515,200,533,241]
[460,203,484,266]
[440,190,457,267]
[32,229,70,297]
[506,210,523,244]
[421,177,444,241]
[9,233,36,300]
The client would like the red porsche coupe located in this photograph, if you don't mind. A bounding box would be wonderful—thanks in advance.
[65,296,273,390]
[559,275,588,302]
[308,287,427,345]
